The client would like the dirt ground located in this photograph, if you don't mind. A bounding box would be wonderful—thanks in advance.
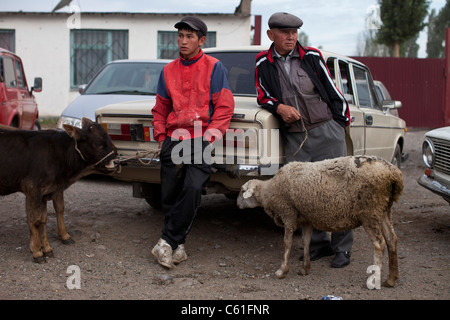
[0,128,448,303]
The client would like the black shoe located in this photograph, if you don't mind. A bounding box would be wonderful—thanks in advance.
[300,246,334,261]
[331,251,351,268]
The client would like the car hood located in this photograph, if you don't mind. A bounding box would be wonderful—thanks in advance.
[425,126,450,140]
[95,95,269,123]
[62,94,156,121]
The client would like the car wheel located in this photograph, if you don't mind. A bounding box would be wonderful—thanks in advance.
[391,144,402,169]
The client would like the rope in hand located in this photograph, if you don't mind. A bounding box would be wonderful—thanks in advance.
[290,115,308,162]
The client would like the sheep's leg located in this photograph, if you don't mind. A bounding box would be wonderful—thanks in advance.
[275,228,294,279]
[298,223,312,276]
[381,215,399,287]
[363,224,386,278]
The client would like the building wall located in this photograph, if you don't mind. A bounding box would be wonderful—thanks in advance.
[0,12,251,117]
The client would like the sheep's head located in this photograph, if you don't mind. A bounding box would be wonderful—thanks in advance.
[237,179,262,209]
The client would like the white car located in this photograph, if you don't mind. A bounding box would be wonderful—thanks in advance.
[418,126,450,203]
[95,46,407,208]
[57,59,170,129]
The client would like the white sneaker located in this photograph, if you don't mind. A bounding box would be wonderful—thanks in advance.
[151,238,174,269]
[173,244,187,264]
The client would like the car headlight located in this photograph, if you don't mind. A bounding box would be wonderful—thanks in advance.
[57,116,82,129]
[422,138,435,168]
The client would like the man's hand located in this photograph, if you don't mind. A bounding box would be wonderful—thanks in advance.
[276,104,301,124]
[159,141,164,149]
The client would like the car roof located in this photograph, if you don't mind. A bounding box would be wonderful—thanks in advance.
[0,47,20,58]
[203,45,368,68]
[107,59,172,64]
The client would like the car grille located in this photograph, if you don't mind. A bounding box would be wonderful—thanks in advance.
[432,137,450,175]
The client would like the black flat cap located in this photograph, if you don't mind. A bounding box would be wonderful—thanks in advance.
[268,12,303,29]
[175,16,207,37]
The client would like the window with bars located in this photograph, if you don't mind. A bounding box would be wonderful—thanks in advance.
[70,29,128,88]
[157,31,216,59]
[0,29,15,52]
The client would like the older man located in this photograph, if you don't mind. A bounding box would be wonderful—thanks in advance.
[255,12,353,268]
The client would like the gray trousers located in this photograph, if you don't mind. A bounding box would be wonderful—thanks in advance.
[285,119,353,253]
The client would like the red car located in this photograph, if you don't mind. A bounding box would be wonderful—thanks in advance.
[0,48,42,130]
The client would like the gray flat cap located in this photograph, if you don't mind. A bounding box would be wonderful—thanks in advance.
[268,12,303,29]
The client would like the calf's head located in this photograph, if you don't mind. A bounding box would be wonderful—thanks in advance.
[64,117,118,173]
[237,179,263,209]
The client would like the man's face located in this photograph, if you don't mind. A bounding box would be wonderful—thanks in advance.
[177,29,206,60]
[267,28,298,55]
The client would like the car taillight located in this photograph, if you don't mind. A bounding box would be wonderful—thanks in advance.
[102,123,155,142]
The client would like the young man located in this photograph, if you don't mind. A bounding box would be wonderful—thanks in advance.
[151,16,234,269]
[255,12,353,268]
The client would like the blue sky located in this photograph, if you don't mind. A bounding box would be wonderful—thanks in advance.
[1,0,446,57]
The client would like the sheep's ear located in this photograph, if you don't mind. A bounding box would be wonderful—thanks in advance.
[243,188,254,199]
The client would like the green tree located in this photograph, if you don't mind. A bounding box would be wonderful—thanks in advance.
[377,0,430,57]
[298,31,310,47]
[427,1,450,58]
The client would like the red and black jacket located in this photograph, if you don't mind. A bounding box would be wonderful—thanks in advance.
[152,49,235,143]
[255,42,350,136]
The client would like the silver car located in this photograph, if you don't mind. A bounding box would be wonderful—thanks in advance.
[418,126,450,203]
[57,59,170,129]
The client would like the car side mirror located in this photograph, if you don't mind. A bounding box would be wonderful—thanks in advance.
[382,99,402,110]
[30,77,42,94]
[78,84,87,94]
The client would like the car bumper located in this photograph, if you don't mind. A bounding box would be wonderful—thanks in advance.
[418,174,450,203]
[116,157,278,177]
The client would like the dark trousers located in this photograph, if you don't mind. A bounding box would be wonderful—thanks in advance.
[160,138,211,250]
[285,120,353,253]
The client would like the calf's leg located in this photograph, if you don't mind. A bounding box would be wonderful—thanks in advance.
[275,228,294,279]
[26,196,50,263]
[52,191,74,245]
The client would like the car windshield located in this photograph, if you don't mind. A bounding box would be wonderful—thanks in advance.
[84,62,166,95]
[207,51,258,96]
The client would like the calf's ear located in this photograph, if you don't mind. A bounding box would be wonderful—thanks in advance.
[81,117,94,129]
[63,124,82,139]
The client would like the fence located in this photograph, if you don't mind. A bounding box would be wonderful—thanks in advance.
[352,56,446,129]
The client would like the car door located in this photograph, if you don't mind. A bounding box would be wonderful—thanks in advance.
[14,57,35,129]
[327,57,365,156]
[351,64,394,160]
[1,55,21,127]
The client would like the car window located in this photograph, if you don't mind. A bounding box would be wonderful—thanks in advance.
[207,51,257,96]
[84,62,166,95]
[327,58,355,105]
[375,85,384,102]
[338,60,355,105]
[14,59,27,90]
[2,56,17,88]
[352,65,379,109]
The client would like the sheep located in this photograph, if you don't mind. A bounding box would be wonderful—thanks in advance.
[237,155,403,287]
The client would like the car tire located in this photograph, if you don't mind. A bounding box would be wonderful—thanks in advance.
[391,144,402,169]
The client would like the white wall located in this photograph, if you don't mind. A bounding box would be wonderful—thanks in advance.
[0,13,251,117]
